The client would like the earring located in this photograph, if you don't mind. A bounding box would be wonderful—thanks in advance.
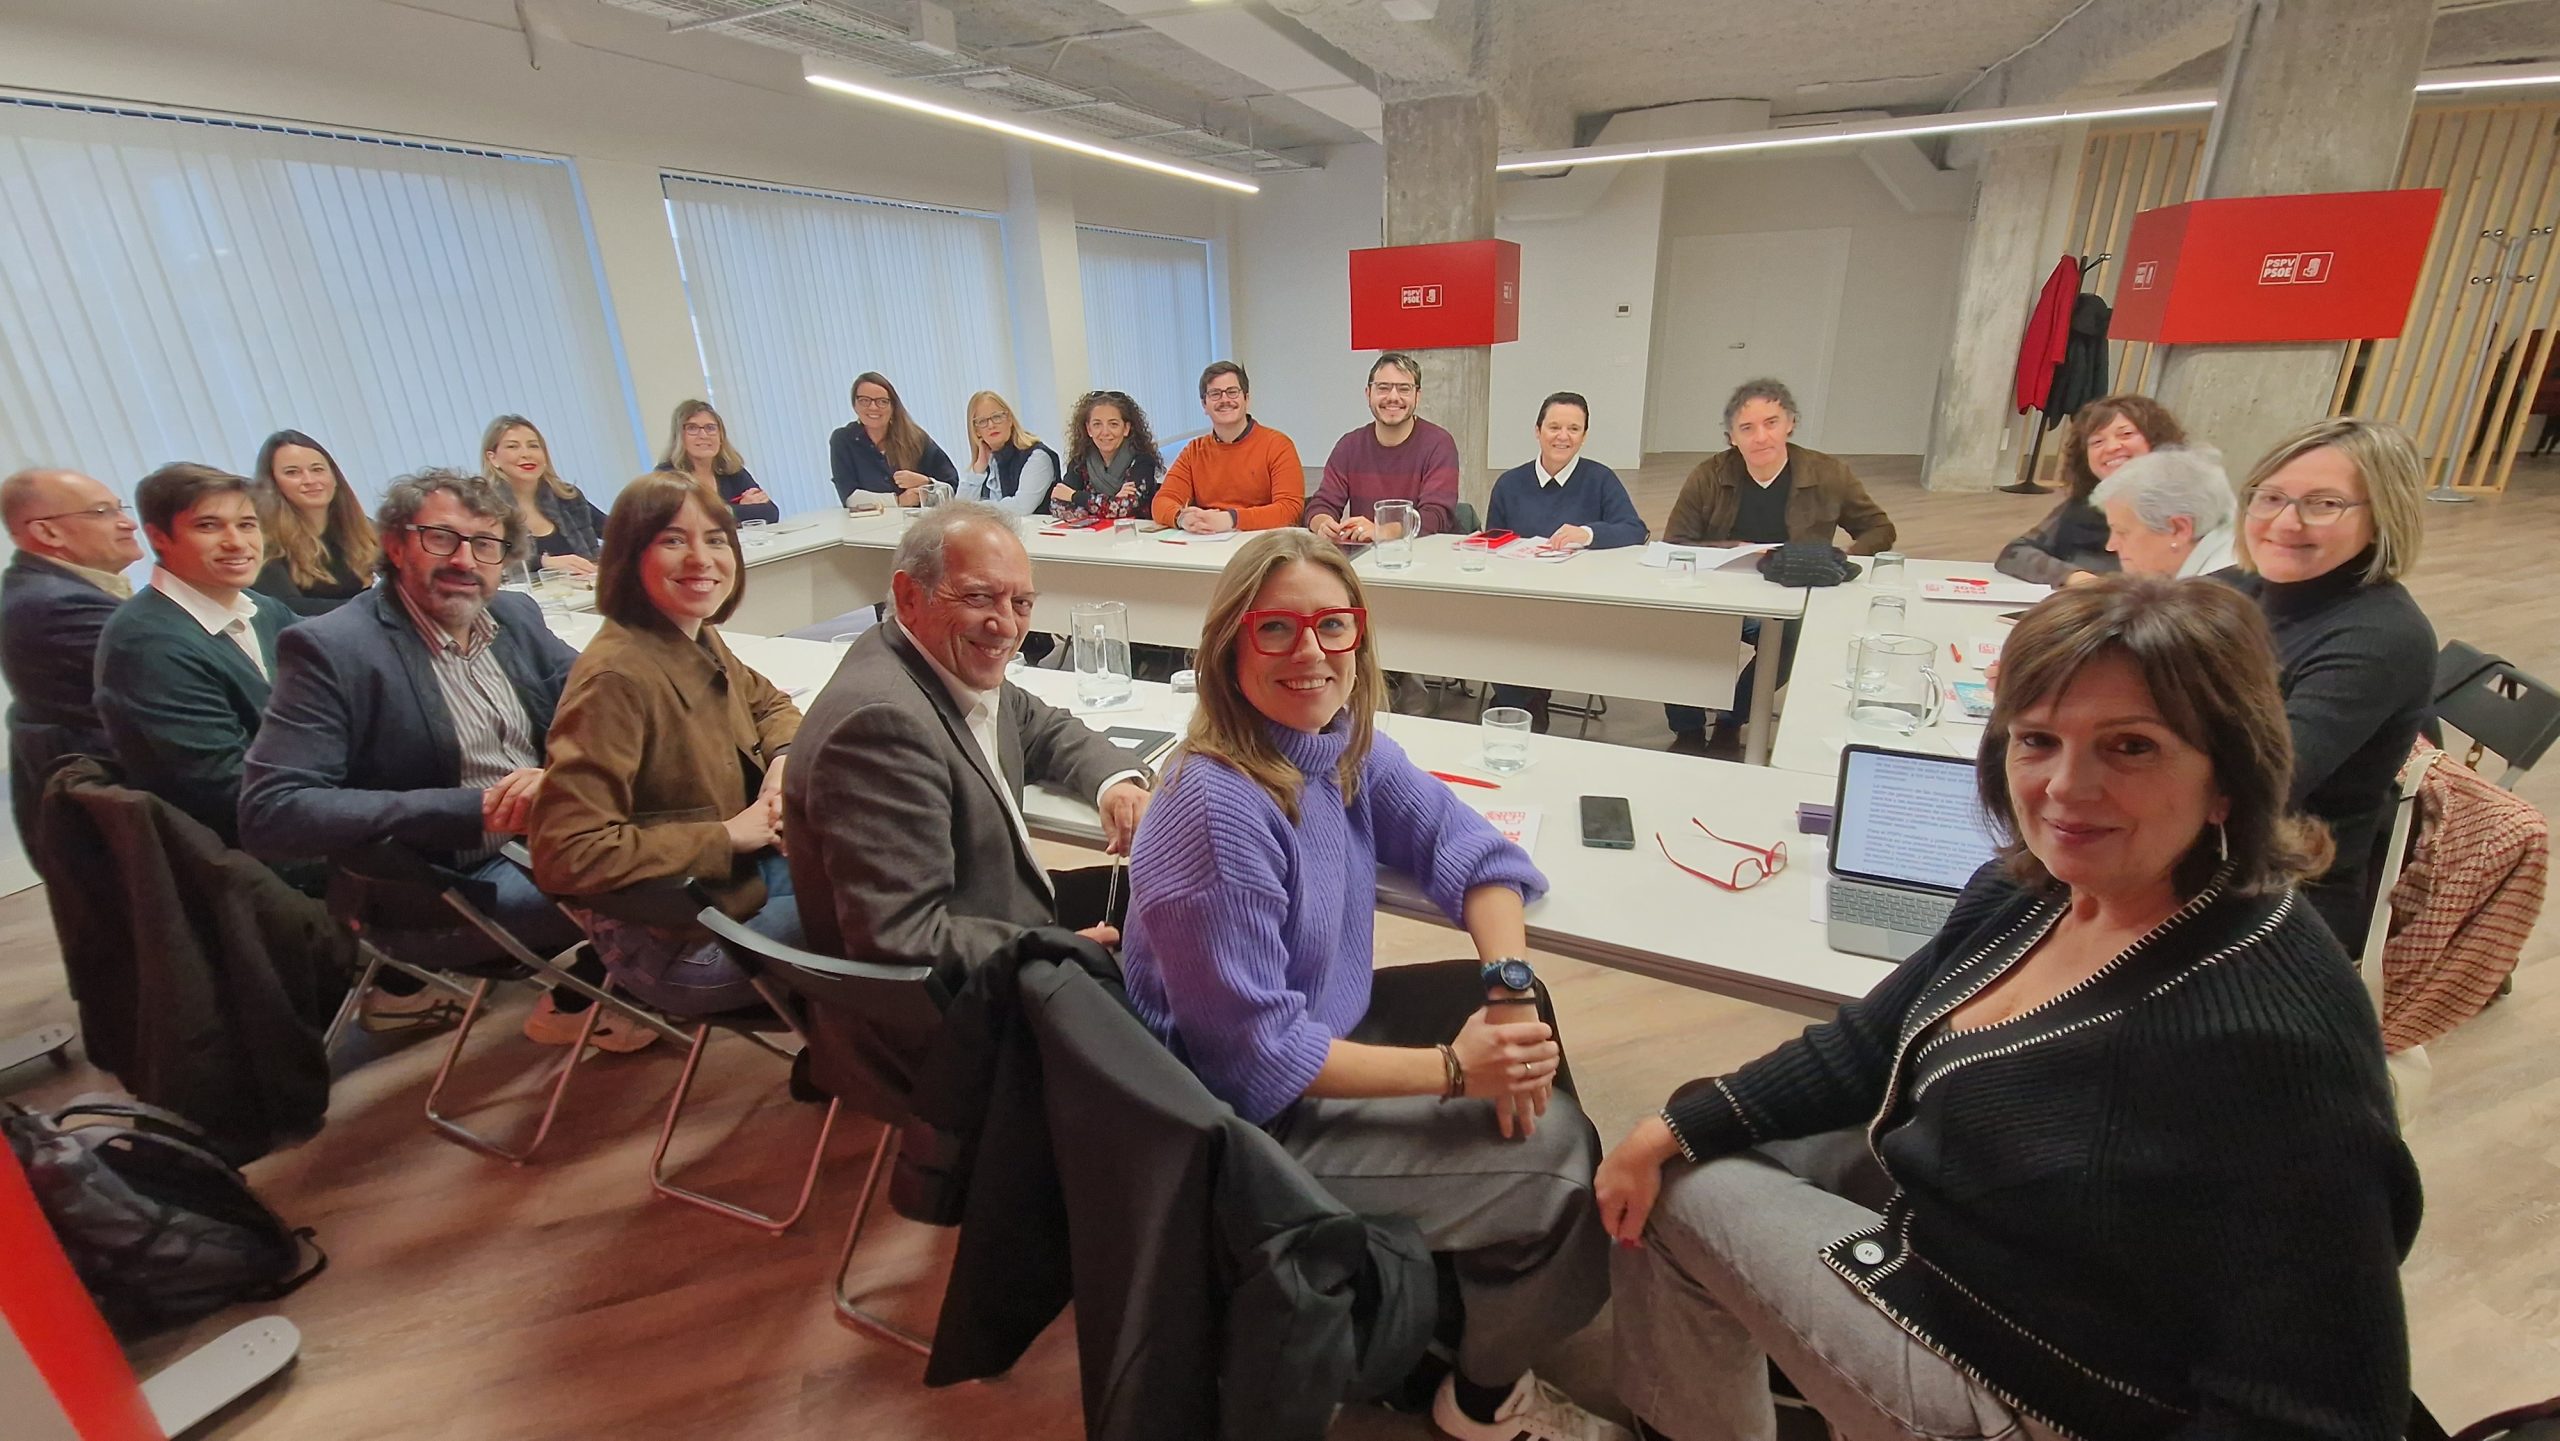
[2216,822,2230,864]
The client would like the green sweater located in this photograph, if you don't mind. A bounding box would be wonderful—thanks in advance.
[94,585,296,845]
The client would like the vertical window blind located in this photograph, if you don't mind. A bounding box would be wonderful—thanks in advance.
[0,98,637,508]
[1077,226,1215,444]
[662,174,1014,516]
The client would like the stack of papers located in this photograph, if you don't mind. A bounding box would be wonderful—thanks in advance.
[1479,806,1542,854]
[1494,537,1581,563]
[1918,575,2048,604]
[1637,541,1778,572]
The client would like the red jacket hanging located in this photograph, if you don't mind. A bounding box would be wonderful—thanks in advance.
[2015,255,2080,414]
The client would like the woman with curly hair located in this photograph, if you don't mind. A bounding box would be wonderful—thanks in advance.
[1048,389,1163,524]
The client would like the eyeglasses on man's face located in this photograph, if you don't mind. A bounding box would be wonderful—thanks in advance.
[31,501,130,525]
[1243,607,1365,657]
[406,523,509,565]
[1202,386,1246,403]
[1655,820,1789,892]
[2244,488,2367,526]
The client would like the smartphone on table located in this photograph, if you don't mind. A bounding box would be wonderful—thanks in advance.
[1578,794,1635,850]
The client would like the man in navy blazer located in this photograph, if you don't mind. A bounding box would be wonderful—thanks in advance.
[1,467,145,848]
[240,469,578,948]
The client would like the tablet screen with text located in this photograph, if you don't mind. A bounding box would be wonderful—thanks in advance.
[1830,748,2003,892]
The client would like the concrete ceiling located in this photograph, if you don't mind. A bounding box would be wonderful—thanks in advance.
[604,0,2560,172]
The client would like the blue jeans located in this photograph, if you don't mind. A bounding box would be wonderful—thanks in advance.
[580,852,799,1018]
[1666,616,1801,736]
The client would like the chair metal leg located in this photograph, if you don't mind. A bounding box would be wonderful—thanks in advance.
[832,1124,931,1355]
[421,975,597,1165]
[320,945,387,1053]
[649,1021,841,1234]
[439,892,693,1048]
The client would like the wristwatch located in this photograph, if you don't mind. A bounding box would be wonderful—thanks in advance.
[1480,957,1537,995]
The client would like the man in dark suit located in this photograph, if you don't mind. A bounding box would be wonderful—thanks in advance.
[1,467,145,848]
[92,463,295,846]
[241,468,578,919]
[786,500,1151,1104]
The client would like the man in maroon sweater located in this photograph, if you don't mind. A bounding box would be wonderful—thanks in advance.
[1306,352,1462,542]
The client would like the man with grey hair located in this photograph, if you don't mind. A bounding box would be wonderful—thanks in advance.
[238,468,619,1042]
[2091,445,2239,578]
[785,500,1150,1110]
[1663,377,1897,758]
[1,466,144,846]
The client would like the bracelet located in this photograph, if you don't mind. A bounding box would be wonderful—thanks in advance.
[1437,1043,1465,1103]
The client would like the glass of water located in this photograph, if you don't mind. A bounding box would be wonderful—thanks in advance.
[1869,551,1909,590]
[1481,706,1533,773]
[1864,595,1907,632]
[1457,537,1489,573]
[1667,549,1700,587]
[1373,500,1417,570]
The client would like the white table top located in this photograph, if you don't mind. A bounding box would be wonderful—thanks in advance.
[785,506,1811,622]
[537,607,1887,1015]
[1768,558,2046,776]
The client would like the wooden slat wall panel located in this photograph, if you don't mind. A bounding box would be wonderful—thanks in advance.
[2014,102,2559,493]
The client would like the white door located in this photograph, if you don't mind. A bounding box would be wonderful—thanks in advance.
[1646,227,1851,454]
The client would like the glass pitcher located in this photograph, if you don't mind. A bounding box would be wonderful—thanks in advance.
[1072,601,1134,709]
[1373,499,1417,570]
[1846,634,1943,738]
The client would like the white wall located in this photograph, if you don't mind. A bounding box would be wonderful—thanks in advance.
[1490,164,1667,473]
[1226,144,1384,456]
[0,0,1226,464]
[1651,152,1965,456]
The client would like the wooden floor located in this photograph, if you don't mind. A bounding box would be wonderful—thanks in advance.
[3,453,2555,1438]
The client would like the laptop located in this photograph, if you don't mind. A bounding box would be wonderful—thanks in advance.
[1825,745,2005,961]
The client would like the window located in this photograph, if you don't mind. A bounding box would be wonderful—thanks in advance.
[663,174,1013,516]
[0,98,638,509]
[1078,227,1215,444]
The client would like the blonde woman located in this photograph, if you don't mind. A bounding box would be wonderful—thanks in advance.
[958,390,1060,519]
[250,429,379,615]
[1117,528,1621,1441]
[660,399,778,525]
[480,414,605,576]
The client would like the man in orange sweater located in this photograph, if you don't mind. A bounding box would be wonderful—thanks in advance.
[1151,361,1306,532]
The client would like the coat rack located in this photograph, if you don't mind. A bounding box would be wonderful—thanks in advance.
[2004,253,2113,495]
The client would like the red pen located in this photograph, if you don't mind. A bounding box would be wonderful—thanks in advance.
[1950,642,1964,664]
[1946,576,1991,585]
[1429,770,1501,789]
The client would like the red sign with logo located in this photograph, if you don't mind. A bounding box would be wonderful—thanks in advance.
[1348,239,1521,349]
[2110,189,2441,344]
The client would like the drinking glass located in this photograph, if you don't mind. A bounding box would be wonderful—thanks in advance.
[1846,634,1943,738]
[1869,551,1909,590]
[1373,500,1417,570]
[1071,601,1134,708]
[1481,706,1533,774]
[1864,595,1907,632]
[1667,549,1700,587]
[918,480,953,510]
[1457,536,1489,573]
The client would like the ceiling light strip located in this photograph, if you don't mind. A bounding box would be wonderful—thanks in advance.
[1496,66,2560,174]
[804,65,1260,194]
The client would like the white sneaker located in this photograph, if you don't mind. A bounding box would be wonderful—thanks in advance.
[1432,1371,1633,1441]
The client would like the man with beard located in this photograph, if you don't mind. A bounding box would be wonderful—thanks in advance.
[1305,352,1460,543]
[240,468,610,1040]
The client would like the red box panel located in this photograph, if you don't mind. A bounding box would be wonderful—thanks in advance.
[1348,239,1521,349]
[2111,189,2441,344]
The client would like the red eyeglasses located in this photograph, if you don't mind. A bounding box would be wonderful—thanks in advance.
[1242,607,1366,656]
[1655,820,1789,892]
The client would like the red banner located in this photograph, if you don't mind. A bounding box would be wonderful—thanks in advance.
[1348,239,1521,350]
[2111,189,2442,344]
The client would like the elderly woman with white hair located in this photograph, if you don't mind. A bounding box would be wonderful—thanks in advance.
[2091,445,2239,578]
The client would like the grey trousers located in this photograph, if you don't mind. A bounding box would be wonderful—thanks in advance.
[1272,1089,1612,1386]
[1613,1131,2063,1441]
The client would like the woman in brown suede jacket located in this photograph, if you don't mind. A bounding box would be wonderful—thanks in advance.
[530,471,802,1015]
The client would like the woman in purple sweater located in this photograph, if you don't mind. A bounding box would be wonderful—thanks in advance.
[1120,528,1625,1441]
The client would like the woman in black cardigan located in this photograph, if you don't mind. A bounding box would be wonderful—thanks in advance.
[1598,576,2418,1441]
[249,428,378,614]
[2221,416,2436,953]
[1995,393,2186,586]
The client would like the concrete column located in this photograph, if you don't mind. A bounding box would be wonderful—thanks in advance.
[2154,0,2432,475]
[1383,92,1497,513]
[1922,133,2075,491]
[1001,144,1091,441]
[576,156,708,469]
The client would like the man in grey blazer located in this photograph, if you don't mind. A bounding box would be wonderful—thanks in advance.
[786,500,1149,1108]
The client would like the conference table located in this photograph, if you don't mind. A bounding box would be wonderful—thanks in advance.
[713,507,1813,765]
[1767,559,2049,777]
[538,609,1893,1018]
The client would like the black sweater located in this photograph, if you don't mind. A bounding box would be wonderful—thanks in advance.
[252,535,367,616]
[1664,868,2419,1441]
[828,422,959,502]
[2220,558,2435,950]
[1996,494,2119,586]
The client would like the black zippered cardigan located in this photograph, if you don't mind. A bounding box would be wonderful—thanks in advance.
[1663,867,2421,1441]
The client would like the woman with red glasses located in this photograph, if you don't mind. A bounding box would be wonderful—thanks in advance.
[1595,576,2417,1441]
[1118,528,1623,1441]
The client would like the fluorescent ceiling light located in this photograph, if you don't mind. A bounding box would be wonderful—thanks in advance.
[803,62,1259,195]
[1500,65,2560,174]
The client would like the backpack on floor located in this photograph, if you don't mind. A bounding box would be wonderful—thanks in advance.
[3,1096,325,1336]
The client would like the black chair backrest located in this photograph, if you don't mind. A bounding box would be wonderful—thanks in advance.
[693,906,943,1035]
[327,841,502,937]
[2431,641,2560,787]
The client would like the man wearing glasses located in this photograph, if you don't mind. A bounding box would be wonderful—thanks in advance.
[1306,352,1460,543]
[240,468,583,958]
[786,500,1149,1113]
[1151,360,1306,533]
[0,467,145,848]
